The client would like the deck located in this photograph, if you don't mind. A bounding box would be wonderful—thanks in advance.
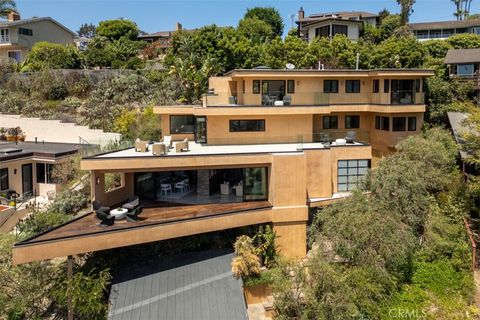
[13,201,273,264]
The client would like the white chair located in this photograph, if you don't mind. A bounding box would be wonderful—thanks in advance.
[175,182,186,193]
[220,182,230,195]
[160,184,172,196]
[162,135,172,149]
[182,178,190,191]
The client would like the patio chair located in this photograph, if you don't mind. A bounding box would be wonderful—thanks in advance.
[175,139,189,153]
[262,95,273,106]
[92,200,110,213]
[122,195,139,211]
[134,139,148,152]
[283,95,292,106]
[161,136,173,149]
[345,131,356,144]
[152,143,167,156]
[160,183,172,196]
[175,181,187,193]
[96,210,115,227]
[126,205,144,222]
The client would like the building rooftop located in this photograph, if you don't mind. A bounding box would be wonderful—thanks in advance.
[447,112,472,160]
[224,68,435,77]
[0,141,79,161]
[0,16,76,35]
[445,48,480,64]
[409,19,480,30]
[297,11,377,24]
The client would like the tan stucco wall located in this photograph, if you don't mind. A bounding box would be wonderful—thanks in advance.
[306,20,361,42]
[91,171,134,207]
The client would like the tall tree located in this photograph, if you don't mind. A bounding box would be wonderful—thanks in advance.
[0,0,15,19]
[96,19,139,41]
[397,0,416,25]
[77,23,96,38]
[452,0,473,20]
[244,7,284,37]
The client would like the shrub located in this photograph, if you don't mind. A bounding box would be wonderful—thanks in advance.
[48,189,89,214]
[47,81,68,100]
[17,211,72,239]
[231,235,261,279]
[244,269,274,287]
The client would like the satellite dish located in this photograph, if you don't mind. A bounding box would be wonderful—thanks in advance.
[286,63,295,70]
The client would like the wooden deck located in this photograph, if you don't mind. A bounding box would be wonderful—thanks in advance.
[23,201,272,243]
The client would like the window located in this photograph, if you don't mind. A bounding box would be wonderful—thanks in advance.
[345,115,360,129]
[0,28,9,42]
[242,80,245,94]
[18,27,33,36]
[287,80,295,93]
[105,173,123,193]
[384,79,390,93]
[230,120,265,132]
[244,167,268,200]
[393,117,406,131]
[7,51,21,62]
[415,79,421,92]
[332,24,348,36]
[170,115,194,134]
[324,80,339,93]
[345,80,361,93]
[373,79,380,93]
[253,80,260,94]
[323,116,338,129]
[337,159,370,191]
[315,25,330,38]
[36,163,54,184]
[0,168,8,191]
[391,80,415,104]
[408,117,417,131]
[457,64,475,76]
[375,116,390,131]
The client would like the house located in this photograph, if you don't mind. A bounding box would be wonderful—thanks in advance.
[0,12,75,62]
[409,19,480,41]
[12,67,433,265]
[296,7,378,42]
[0,141,79,199]
[137,22,188,57]
[445,48,480,102]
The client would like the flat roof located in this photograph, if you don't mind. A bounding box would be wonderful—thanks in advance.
[445,48,480,64]
[108,250,247,320]
[0,141,79,161]
[224,68,435,77]
[447,112,473,160]
[409,19,480,30]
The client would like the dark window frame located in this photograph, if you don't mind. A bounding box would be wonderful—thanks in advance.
[324,80,339,93]
[384,79,390,93]
[315,25,330,38]
[408,117,417,131]
[253,80,260,94]
[287,80,295,94]
[36,163,54,184]
[323,116,338,129]
[332,24,348,37]
[229,119,266,132]
[345,80,361,93]
[337,159,371,191]
[0,168,8,191]
[170,115,195,134]
[373,79,380,93]
[345,115,360,129]
[393,117,407,132]
[18,27,33,36]
[415,79,421,93]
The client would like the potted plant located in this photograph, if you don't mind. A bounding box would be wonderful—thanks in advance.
[0,128,6,141]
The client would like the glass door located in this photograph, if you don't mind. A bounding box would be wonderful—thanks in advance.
[195,116,207,144]
[244,167,268,201]
[22,164,33,195]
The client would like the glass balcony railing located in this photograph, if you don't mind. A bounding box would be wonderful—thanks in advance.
[80,137,134,158]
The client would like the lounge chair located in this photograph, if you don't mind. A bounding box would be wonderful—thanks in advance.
[126,205,143,222]
[283,95,292,106]
[345,131,356,144]
[262,95,273,106]
[122,195,139,211]
[152,143,167,156]
[96,210,115,227]
[161,136,173,149]
[175,139,189,153]
[134,140,148,152]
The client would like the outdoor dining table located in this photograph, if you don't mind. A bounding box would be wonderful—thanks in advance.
[110,208,128,220]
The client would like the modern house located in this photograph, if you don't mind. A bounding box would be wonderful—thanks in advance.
[296,7,378,42]
[409,19,480,41]
[445,48,480,102]
[137,22,188,57]
[0,12,75,62]
[0,141,79,198]
[12,68,433,265]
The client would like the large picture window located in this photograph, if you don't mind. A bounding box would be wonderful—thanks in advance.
[170,115,195,134]
[36,163,54,184]
[345,115,360,129]
[393,117,406,131]
[332,24,348,36]
[345,80,361,93]
[324,80,339,93]
[323,116,338,129]
[337,159,370,191]
[0,168,8,191]
[315,25,330,38]
[230,120,265,132]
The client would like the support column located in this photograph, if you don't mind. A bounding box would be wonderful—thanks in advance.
[67,255,73,320]
[273,221,307,259]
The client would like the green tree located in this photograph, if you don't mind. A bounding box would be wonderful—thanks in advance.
[23,42,83,71]
[83,36,114,68]
[96,18,139,41]
[423,40,453,59]
[397,0,416,25]
[446,33,480,48]
[0,0,15,18]
[77,22,96,38]
[371,35,425,68]
[244,6,284,37]
[261,36,285,69]
[237,17,273,44]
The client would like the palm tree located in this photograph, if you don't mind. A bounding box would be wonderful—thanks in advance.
[397,0,416,25]
[452,0,473,20]
[0,0,16,19]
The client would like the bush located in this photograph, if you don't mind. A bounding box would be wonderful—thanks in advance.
[17,211,72,239]
[48,189,89,214]
[47,81,68,100]
[244,269,274,287]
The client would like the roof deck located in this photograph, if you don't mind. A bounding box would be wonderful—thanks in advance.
[13,201,273,264]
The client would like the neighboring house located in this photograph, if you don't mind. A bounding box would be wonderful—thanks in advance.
[445,48,480,102]
[0,12,75,62]
[12,67,433,265]
[296,7,378,42]
[409,19,480,41]
[447,112,478,175]
[138,22,188,57]
[0,141,79,198]
[74,35,92,51]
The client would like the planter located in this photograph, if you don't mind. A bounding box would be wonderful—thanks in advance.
[244,283,271,304]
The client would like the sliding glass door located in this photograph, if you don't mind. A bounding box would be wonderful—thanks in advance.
[244,168,268,201]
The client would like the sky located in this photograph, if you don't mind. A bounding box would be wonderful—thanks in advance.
[13,0,480,35]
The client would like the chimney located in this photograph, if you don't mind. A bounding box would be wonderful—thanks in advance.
[298,7,304,20]
[8,11,20,22]
[175,22,182,31]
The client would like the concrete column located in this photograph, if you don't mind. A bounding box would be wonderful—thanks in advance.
[273,221,307,259]
[197,170,210,196]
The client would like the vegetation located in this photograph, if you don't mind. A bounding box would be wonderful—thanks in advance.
[244,7,284,37]
[0,0,15,19]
